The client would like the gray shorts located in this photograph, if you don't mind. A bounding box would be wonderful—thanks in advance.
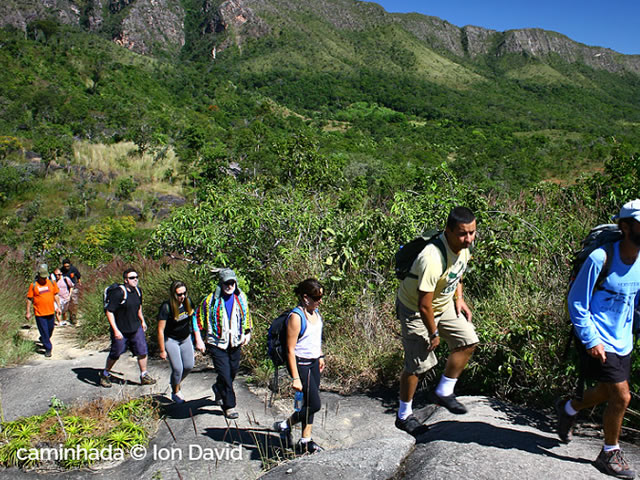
[397,298,479,375]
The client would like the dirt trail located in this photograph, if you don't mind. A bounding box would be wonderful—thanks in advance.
[20,320,105,363]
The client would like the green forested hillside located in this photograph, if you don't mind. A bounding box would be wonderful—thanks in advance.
[1,4,640,416]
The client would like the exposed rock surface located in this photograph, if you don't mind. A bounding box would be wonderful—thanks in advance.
[1,334,638,480]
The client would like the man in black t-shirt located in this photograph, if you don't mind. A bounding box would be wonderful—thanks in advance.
[98,268,156,388]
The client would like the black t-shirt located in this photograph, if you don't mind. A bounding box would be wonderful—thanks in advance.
[61,265,81,285]
[157,300,193,341]
[106,286,142,334]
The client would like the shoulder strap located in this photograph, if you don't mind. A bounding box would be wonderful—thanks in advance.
[594,243,614,292]
[65,277,73,290]
[431,236,448,276]
[290,306,307,337]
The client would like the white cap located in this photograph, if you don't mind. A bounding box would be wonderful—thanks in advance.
[612,199,640,222]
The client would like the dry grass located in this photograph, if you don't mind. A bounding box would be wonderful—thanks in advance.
[73,141,181,187]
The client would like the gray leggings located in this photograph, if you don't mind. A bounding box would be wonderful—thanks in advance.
[165,336,195,388]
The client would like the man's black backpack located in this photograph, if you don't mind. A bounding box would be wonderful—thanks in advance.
[395,230,447,280]
[103,284,141,312]
[267,306,307,367]
[568,224,622,293]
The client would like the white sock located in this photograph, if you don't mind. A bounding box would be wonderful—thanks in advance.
[564,400,578,416]
[435,375,457,397]
[299,437,311,444]
[280,420,288,430]
[604,444,620,453]
[140,371,148,378]
[398,400,413,420]
[102,369,110,377]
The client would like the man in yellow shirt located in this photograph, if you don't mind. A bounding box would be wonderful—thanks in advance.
[395,207,479,434]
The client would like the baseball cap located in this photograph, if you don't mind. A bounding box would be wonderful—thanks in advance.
[219,268,237,284]
[612,199,640,222]
[37,264,49,278]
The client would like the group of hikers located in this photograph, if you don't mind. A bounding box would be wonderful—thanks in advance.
[25,258,81,357]
[23,201,640,476]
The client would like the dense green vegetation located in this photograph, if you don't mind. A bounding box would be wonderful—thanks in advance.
[1,11,640,425]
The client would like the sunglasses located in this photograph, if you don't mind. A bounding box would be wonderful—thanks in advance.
[127,275,139,280]
[176,291,187,297]
[223,280,236,286]
[309,294,323,301]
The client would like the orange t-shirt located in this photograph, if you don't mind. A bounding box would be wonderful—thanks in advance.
[27,279,59,316]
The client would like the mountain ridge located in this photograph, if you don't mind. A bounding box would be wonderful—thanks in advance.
[2,0,639,75]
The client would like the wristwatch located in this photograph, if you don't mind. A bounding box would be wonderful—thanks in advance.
[429,330,439,340]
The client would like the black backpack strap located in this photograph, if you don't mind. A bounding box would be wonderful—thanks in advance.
[594,242,613,292]
[431,236,448,276]
[405,234,448,280]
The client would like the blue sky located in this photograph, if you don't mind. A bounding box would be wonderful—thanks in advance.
[373,1,639,55]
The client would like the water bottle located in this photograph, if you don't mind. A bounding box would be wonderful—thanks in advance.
[294,391,303,412]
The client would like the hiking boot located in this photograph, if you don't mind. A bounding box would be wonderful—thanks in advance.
[211,385,223,406]
[171,391,185,404]
[44,350,52,358]
[395,414,429,436]
[296,439,323,454]
[433,392,467,414]
[140,374,156,385]
[99,371,112,388]
[555,397,577,443]
[224,409,239,420]
[594,448,636,479]
[273,421,293,449]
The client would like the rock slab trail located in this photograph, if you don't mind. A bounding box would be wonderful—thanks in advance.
[1,327,638,479]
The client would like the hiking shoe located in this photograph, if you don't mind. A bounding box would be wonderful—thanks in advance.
[273,421,293,449]
[594,448,636,479]
[224,409,239,420]
[296,439,323,454]
[140,374,156,385]
[171,391,185,404]
[434,393,467,414]
[44,350,52,358]
[211,385,223,406]
[555,397,577,443]
[99,371,112,388]
[395,414,429,436]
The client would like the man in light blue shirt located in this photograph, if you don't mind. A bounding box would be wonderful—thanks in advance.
[559,199,640,480]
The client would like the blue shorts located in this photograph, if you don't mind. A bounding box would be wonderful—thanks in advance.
[109,326,148,359]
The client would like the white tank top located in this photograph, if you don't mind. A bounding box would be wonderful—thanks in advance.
[293,309,323,359]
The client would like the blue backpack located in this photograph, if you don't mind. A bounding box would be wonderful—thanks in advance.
[267,306,306,367]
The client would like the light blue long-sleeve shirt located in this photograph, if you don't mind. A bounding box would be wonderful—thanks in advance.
[568,241,640,356]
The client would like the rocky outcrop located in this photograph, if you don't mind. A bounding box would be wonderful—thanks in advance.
[111,0,185,55]
[202,0,270,53]
[497,29,640,74]
[0,0,185,56]
[0,0,81,32]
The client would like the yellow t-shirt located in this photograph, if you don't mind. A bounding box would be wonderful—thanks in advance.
[397,233,471,314]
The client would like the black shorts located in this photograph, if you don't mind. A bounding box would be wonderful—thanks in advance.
[577,342,631,384]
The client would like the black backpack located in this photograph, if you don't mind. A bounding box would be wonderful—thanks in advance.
[103,284,141,312]
[568,224,622,293]
[267,306,307,367]
[395,230,447,280]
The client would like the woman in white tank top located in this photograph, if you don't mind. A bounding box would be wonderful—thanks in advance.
[273,278,325,454]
